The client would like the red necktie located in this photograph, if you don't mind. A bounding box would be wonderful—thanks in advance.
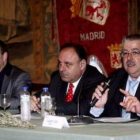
[65,83,74,102]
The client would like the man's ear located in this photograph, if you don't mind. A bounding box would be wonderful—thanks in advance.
[2,52,8,62]
[80,59,87,70]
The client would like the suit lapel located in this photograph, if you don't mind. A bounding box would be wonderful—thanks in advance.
[135,83,140,99]
[1,63,13,94]
[130,83,140,118]
[73,68,88,101]
[57,82,67,102]
[1,75,10,94]
[73,79,83,101]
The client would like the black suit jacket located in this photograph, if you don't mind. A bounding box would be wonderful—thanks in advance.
[49,65,106,115]
[102,68,140,118]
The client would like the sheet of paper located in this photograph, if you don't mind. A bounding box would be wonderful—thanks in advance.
[94,117,139,123]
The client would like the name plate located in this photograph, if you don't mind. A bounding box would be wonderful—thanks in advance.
[42,115,70,129]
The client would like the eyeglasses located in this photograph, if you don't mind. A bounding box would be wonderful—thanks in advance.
[120,51,140,58]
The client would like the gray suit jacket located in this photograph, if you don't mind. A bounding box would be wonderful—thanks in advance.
[1,63,32,109]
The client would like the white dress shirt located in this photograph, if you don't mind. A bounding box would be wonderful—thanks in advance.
[66,78,81,95]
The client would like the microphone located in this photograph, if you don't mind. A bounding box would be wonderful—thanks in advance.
[90,75,115,107]
[68,82,94,124]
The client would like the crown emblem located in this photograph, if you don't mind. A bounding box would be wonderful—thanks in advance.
[107,43,122,51]
[70,0,82,18]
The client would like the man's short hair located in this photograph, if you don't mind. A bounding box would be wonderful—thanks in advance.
[122,34,140,48]
[0,40,8,55]
[60,42,87,61]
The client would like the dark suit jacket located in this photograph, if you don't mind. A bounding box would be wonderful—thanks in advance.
[49,65,106,115]
[1,63,32,109]
[102,68,140,118]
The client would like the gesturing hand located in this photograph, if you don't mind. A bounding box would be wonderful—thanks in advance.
[119,89,140,114]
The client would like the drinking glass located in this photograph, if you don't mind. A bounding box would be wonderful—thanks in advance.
[45,98,56,115]
[0,94,10,111]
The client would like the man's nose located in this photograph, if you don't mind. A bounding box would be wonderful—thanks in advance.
[127,53,133,59]
[59,64,65,71]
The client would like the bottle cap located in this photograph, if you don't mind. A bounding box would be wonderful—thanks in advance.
[43,87,48,92]
[22,86,28,91]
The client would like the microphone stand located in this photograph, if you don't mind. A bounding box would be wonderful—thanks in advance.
[68,86,94,124]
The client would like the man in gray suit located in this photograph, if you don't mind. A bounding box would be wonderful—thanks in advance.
[0,40,32,109]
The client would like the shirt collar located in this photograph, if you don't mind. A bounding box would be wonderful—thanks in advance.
[71,76,82,87]
[67,77,82,94]
[128,75,140,82]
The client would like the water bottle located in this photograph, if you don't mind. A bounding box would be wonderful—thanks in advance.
[41,87,51,118]
[20,86,31,121]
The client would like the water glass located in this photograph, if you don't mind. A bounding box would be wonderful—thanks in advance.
[45,98,56,115]
[0,94,10,111]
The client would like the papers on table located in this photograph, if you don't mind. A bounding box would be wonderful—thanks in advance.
[12,113,139,124]
[94,117,139,123]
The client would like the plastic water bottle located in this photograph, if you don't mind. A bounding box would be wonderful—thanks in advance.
[41,87,51,118]
[20,87,31,121]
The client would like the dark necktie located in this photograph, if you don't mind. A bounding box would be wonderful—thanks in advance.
[65,83,74,102]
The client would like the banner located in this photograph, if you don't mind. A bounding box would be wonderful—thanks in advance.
[56,0,128,74]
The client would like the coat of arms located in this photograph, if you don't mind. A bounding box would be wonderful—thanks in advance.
[107,44,122,69]
[70,0,110,25]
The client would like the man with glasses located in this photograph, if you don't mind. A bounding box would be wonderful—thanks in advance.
[31,42,106,115]
[90,34,140,118]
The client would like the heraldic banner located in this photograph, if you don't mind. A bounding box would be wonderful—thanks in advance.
[56,0,128,74]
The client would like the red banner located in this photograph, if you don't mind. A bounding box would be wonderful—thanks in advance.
[56,0,128,74]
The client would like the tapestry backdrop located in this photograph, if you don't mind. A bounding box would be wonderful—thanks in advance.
[56,0,128,74]
[0,0,59,84]
[0,0,129,84]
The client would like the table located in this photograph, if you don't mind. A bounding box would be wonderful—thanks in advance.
[0,113,140,140]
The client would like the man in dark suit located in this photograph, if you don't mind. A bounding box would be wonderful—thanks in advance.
[31,42,106,115]
[90,34,140,118]
[0,40,32,109]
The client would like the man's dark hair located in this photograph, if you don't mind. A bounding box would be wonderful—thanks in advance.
[0,40,8,55]
[60,42,87,61]
[122,34,140,47]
